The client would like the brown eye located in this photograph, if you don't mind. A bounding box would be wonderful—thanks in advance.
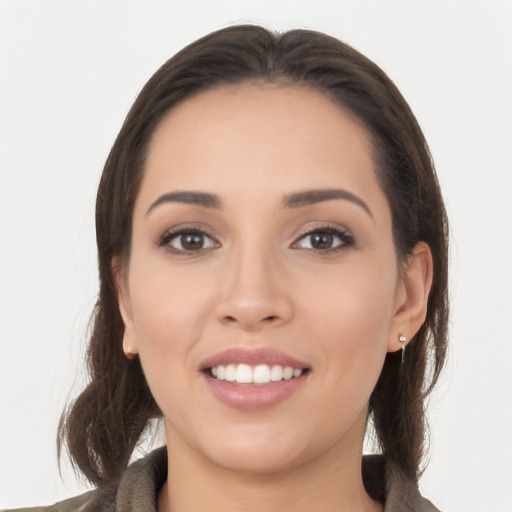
[158,229,218,253]
[309,232,335,250]
[293,226,354,252]
[177,233,206,251]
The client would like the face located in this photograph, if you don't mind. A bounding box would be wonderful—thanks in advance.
[118,84,408,474]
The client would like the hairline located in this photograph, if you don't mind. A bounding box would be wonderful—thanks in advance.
[122,78,399,256]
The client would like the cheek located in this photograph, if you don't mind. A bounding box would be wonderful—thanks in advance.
[298,250,398,338]
[297,253,398,391]
[127,259,214,383]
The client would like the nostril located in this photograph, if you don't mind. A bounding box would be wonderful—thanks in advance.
[221,314,280,327]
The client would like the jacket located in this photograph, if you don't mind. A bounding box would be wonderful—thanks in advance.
[2,447,441,511]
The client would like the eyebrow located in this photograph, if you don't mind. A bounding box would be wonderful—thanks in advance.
[146,188,372,218]
[282,188,373,218]
[146,191,222,215]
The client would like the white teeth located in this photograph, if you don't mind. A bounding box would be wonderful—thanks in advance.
[253,364,271,383]
[225,364,236,382]
[270,365,283,381]
[283,366,294,380]
[210,364,304,384]
[235,364,253,383]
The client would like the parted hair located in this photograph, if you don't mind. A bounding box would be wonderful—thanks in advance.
[58,25,448,487]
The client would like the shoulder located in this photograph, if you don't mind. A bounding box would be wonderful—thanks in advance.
[362,454,443,512]
[1,447,167,512]
[1,488,116,512]
[0,488,111,512]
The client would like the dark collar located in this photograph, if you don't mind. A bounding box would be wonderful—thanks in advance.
[112,447,440,512]
[363,454,440,511]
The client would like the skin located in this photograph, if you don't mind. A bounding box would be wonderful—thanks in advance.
[117,84,432,512]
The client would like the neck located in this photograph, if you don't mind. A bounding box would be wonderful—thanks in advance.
[158,424,382,512]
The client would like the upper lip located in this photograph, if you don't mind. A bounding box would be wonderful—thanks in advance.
[200,347,310,371]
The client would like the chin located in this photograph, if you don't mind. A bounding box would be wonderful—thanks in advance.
[206,441,306,476]
[188,419,338,477]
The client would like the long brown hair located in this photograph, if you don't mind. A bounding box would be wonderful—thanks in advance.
[58,24,448,487]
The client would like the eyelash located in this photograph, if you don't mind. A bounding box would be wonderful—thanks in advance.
[156,227,219,254]
[156,224,354,255]
[293,225,355,253]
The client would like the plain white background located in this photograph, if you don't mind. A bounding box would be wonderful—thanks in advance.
[1,1,511,510]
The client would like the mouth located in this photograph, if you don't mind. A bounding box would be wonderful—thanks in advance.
[200,348,311,410]
[205,363,308,385]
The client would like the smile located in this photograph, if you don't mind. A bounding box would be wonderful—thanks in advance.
[209,363,304,384]
[200,348,310,410]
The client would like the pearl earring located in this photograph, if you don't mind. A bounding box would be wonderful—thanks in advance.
[124,346,137,360]
[399,335,407,363]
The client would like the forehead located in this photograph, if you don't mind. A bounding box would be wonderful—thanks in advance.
[138,83,385,213]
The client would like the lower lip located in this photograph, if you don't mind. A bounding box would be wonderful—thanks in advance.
[203,373,308,410]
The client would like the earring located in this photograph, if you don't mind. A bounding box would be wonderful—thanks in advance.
[398,335,407,363]
[124,346,137,360]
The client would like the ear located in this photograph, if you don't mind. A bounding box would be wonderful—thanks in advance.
[388,242,433,353]
[112,256,139,358]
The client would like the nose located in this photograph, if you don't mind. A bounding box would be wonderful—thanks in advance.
[215,245,294,331]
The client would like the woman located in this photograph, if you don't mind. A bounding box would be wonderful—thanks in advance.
[9,24,448,511]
